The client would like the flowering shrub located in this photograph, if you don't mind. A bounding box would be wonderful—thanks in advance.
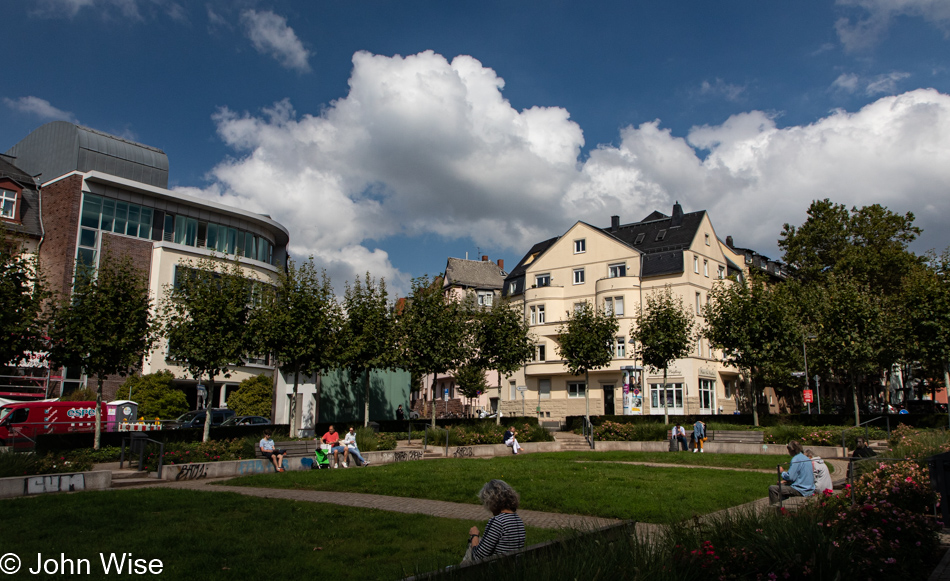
[763,425,887,447]
[590,421,668,442]
[142,438,254,471]
[425,422,553,446]
[853,460,936,513]
[887,424,950,459]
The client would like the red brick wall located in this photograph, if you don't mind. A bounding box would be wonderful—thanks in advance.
[37,175,83,300]
[100,232,153,281]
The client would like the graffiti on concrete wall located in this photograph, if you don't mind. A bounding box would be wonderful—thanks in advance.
[392,451,423,463]
[25,474,85,495]
[453,447,474,458]
[175,463,208,481]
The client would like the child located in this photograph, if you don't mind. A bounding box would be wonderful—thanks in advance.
[260,430,287,472]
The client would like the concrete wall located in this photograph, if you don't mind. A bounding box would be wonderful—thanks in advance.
[0,470,111,499]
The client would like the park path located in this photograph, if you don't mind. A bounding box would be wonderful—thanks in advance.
[157,478,630,532]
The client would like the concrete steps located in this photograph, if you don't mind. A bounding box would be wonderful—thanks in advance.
[556,432,594,451]
[110,469,169,488]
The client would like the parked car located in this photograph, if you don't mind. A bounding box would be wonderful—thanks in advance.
[166,408,236,429]
[220,415,271,427]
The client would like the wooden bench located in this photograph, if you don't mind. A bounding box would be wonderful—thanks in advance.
[254,440,316,459]
[707,430,764,444]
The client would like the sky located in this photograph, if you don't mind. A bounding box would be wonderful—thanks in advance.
[3,0,950,296]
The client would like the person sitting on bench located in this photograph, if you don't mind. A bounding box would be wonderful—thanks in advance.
[768,440,815,506]
[503,427,522,454]
[672,422,689,451]
[260,430,286,472]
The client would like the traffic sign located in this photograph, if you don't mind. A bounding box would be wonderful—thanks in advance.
[804,390,813,403]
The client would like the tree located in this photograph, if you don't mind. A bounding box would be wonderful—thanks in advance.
[473,297,535,424]
[160,257,257,442]
[120,371,188,420]
[340,273,395,427]
[703,275,801,426]
[812,275,883,426]
[254,258,339,436]
[48,253,157,449]
[629,287,695,425]
[0,232,50,369]
[227,374,274,417]
[397,275,471,427]
[557,301,618,421]
[455,361,488,403]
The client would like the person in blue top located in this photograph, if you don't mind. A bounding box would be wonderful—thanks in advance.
[768,440,815,505]
[692,420,706,453]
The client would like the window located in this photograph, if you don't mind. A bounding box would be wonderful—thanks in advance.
[604,297,613,315]
[477,291,493,306]
[539,379,551,399]
[694,256,699,273]
[695,292,701,314]
[574,239,586,254]
[536,344,546,362]
[634,232,645,245]
[704,259,709,277]
[699,379,715,410]
[705,233,710,246]
[509,281,517,294]
[656,229,667,241]
[608,263,626,278]
[724,380,733,398]
[537,304,545,324]
[510,380,518,399]
[574,302,585,313]
[80,194,153,241]
[0,189,17,219]
[568,382,586,398]
[650,383,684,408]
[530,305,545,325]
[718,265,725,279]
[76,227,98,268]
[615,337,625,358]
[535,273,550,287]
[614,296,624,316]
[573,268,585,285]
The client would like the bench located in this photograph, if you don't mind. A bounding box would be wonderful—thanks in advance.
[254,440,316,459]
[707,430,764,444]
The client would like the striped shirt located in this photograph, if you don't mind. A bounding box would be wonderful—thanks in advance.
[472,512,525,561]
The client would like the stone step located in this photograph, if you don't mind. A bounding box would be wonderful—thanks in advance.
[112,470,148,480]
[111,477,169,488]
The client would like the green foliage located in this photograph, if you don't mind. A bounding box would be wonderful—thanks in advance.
[887,424,950,459]
[227,373,274,417]
[161,257,257,442]
[422,422,554,446]
[120,370,188,420]
[0,231,50,369]
[590,421,670,441]
[60,386,97,401]
[454,362,488,399]
[352,427,397,451]
[0,451,94,478]
[557,301,618,378]
[141,437,255,471]
[902,249,950,377]
[48,251,157,448]
[762,424,886,447]
[340,273,395,425]
[473,297,535,400]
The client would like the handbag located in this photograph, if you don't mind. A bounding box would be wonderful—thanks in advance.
[460,544,474,566]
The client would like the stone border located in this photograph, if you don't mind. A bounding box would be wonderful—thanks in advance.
[0,470,112,499]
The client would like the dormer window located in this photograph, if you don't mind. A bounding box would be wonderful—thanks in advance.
[574,239,586,254]
[655,230,667,242]
[634,233,645,245]
[0,189,17,220]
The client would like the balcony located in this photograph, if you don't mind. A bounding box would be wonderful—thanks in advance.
[524,284,565,301]
[595,275,640,295]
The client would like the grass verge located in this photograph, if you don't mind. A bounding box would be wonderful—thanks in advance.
[0,488,560,580]
[226,452,776,523]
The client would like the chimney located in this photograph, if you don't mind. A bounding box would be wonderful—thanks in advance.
[497,259,504,270]
[671,201,683,227]
[726,235,734,248]
[610,215,620,232]
[481,255,488,261]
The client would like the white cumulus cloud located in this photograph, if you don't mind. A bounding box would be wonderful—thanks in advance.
[3,96,78,123]
[241,10,311,73]
[183,51,950,293]
[831,71,911,95]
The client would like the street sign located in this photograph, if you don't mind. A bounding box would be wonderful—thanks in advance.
[443,388,449,401]
[517,386,527,392]
[804,390,813,403]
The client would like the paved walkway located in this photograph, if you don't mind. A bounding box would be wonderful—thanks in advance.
[157,478,624,531]
[575,460,775,474]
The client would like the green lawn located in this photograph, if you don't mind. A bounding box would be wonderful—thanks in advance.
[226,452,776,523]
[0,489,559,580]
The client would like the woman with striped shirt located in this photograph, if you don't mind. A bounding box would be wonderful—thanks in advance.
[468,480,526,562]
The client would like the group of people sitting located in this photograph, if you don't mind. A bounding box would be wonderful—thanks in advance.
[258,425,371,471]
[768,440,839,505]
[671,420,708,453]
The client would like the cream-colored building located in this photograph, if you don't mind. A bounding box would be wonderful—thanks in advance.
[499,203,750,422]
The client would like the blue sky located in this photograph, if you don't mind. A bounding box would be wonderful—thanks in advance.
[4,1,950,295]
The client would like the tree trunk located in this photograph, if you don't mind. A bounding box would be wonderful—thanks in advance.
[496,370,502,425]
[314,374,321,426]
[851,374,860,428]
[364,369,370,428]
[585,369,591,421]
[431,372,437,428]
[270,361,280,423]
[751,374,759,427]
[94,376,103,451]
[290,366,300,438]
[662,366,669,425]
[944,362,950,431]
[203,374,215,443]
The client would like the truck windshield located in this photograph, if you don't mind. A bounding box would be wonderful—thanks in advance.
[0,407,10,422]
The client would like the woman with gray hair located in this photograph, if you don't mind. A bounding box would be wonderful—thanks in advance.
[465,480,526,562]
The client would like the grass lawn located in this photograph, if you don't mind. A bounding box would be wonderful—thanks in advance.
[0,489,559,580]
[226,452,776,523]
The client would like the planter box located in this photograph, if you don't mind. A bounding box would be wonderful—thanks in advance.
[0,470,112,499]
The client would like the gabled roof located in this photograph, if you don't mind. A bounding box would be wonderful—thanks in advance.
[443,257,506,290]
[0,156,42,238]
[506,236,560,280]
[606,207,706,255]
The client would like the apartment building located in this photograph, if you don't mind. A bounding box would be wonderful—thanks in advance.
[500,202,749,421]
[4,121,290,405]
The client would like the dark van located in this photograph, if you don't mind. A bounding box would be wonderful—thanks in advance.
[167,409,236,429]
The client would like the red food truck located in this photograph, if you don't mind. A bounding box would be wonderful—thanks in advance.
[0,401,98,449]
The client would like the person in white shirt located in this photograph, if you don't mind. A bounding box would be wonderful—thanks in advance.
[672,422,689,451]
[805,449,833,493]
[342,426,370,467]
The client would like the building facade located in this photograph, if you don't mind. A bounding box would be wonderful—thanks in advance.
[499,203,750,422]
[4,122,290,405]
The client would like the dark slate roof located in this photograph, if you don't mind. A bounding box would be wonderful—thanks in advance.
[0,156,42,238]
[506,237,559,280]
[443,257,506,290]
[641,250,685,278]
[605,208,705,255]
